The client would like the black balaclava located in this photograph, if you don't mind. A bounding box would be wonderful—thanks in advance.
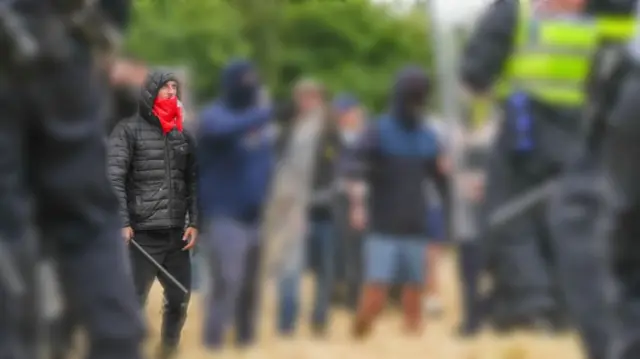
[392,66,431,129]
[221,60,260,110]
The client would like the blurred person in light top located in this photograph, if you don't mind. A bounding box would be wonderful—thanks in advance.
[276,79,343,337]
[422,116,451,319]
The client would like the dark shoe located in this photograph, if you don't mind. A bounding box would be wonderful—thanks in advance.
[491,312,552,334]
[547,312,572,333]
[156,343,178,359]
[236,339,256,350]
[457,321,481,338]
[279,328,296,338]
[311,322,327,337]
[522,316,554,333]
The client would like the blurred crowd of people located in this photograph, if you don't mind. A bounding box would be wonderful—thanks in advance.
[11,1,636,359]
[102,58,499,358]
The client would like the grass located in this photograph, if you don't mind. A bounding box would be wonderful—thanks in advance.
[142,251,585,359]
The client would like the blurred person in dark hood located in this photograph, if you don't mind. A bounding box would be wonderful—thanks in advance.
[0,2,145,356]
[197,60,274,349]
[51,57,150,359]
[108,70,198,359]
[332,93,367,309]
[344,66,449,337]
[275,79,343,336]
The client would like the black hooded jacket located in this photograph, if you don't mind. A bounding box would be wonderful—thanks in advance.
[108,70,198,230]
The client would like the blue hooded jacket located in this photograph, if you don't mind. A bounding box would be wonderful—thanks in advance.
[197,60,275,223]
[346,66,448,237]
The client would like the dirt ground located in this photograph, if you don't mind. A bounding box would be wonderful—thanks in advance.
[144,251,586,359]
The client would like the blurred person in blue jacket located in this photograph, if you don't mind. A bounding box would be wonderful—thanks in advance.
[332,93,367,310]
[345,67,449,337]
[197,60,275,350]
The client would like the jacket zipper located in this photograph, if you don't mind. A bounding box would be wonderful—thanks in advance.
[165,136,173,220]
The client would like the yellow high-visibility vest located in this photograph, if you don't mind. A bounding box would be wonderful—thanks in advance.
[470,98,492,128]
[495,0,635,106]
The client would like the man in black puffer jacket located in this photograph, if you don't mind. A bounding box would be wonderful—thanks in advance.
[108,70,198,359]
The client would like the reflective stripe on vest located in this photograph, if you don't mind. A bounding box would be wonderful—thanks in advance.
[496,0,597,106]
[495,1,635,106]
[597,17,636,41]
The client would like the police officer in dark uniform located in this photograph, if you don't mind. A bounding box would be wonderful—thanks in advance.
[460,0,593,331]
[544,2,639,358]
[0,1,144,358]
[554,1,640,357]
[599,40,640,359]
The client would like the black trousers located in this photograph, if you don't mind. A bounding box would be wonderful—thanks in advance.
[332,194,363,309]
[458,241,485,330]
[0,43,144,358]
[130,228,191,347]
[547,155,613,359]
[599,70,640,359]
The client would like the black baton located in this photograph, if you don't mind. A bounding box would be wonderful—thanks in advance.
[129,239,189,295]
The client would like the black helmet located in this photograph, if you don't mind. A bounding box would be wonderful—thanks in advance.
[584,0,637,14]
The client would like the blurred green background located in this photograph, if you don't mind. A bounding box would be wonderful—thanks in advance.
[125,0,441,110]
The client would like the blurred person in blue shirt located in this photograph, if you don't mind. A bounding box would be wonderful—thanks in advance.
[196,60,275,350]
[345,67,449,337]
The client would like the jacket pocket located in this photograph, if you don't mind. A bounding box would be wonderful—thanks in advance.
[131,184,164,222]
[173,143,189,170]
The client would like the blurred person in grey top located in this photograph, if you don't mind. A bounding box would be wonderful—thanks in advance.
[417,114,495,336]
[422,116,451,318]
[454,119,497,337]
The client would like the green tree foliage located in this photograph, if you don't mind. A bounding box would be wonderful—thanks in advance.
[125,0,433,111]
[125,0,250,101]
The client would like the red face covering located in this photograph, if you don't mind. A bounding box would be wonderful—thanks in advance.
[152,96,183,134]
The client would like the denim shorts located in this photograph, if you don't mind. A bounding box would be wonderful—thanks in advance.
[363,233,427,285]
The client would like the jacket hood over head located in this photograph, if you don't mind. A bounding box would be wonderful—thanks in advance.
[140,69,180,124]
[221,59,260,110]
[392,65,430,127]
